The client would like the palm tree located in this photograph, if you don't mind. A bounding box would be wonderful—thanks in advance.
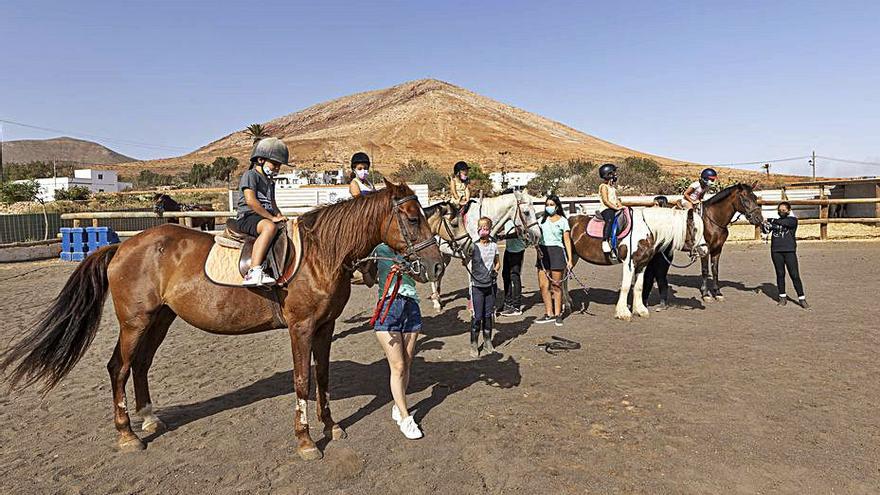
[245,124,269,144]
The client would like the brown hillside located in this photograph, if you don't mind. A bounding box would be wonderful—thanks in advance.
[114,79,797,183]
[2,137,134,165]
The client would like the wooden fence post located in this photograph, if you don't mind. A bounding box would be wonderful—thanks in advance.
[183,217,193,228]
[91,218,99,228]
[72,219,81,228]
[754,224,761,240]
[819,188,829,240]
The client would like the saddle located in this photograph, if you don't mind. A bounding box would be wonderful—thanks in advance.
[586,207,633,240]
[204,218,303,287]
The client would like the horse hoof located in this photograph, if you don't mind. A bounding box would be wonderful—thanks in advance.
[117,436,146,452]
[702,296,714,303]
[636,309,650,318]
[142,418,167,434]
[325,426,347,440]
[714,295,725,302]
[298,446,323,461]
[614,313,632,322]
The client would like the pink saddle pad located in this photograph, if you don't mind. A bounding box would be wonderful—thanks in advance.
[586,208,633,239]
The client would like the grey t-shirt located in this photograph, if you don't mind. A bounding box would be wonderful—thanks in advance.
[470,241,498,288]
[237,168,277,217]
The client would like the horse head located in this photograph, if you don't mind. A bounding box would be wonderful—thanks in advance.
[512,191,542,246]
[381,179,445,283]
[735,182,764,225]
[152,193,171,216]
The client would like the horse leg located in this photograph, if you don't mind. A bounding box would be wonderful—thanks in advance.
[289,322,321,460]
[107,316,153,452]
[314,321,346,441]
[430,276,443,313]
[711,252,724,301]
[700,256,713,302]
[615,263,634,321]
[632,267,650,318]
[132,306,176,434]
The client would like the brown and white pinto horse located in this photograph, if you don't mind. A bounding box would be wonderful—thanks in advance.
[0,180,443,461]
[568,207,708,320]
[697,183,764,301]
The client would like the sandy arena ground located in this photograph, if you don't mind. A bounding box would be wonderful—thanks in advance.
[1,241,879,494]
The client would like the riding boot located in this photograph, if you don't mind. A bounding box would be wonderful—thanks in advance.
[482,317,495,354]
[469,319,480,357]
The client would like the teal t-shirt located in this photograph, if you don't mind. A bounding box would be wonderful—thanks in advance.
[539,216,570,247]
[372,244,418,301]
[502,219,526,253]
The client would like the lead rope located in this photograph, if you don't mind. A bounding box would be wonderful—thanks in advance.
[370,265,403,326]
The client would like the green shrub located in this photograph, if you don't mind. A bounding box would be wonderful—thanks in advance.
[391,159,447,192]
[54,185,92,201]
[0,180,41,204]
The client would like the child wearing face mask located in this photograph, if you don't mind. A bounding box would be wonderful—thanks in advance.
[349,152,376,197]
[466,217,501,357]
[761,201,809,309]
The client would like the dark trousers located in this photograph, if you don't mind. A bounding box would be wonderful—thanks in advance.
[471,284,496,321]
[502,250,524,309]
[601,208,616,241]
[771,251,804,297]
[642,249,672,304]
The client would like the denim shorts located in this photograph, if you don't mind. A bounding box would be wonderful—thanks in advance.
[373,295,422,333]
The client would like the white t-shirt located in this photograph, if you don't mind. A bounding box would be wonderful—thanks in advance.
[687,181,708,202]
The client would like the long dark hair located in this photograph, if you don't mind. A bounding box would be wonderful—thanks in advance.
[542,194,565,223]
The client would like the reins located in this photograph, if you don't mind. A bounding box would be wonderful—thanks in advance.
[370,264,404,326]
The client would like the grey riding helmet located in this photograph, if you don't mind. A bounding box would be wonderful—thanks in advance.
[250,137,289,165]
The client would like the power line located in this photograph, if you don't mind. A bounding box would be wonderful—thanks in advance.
[816,155,880,167]
[0,118,190,152]
[711,155,812,167]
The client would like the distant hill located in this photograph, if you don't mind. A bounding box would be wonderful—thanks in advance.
[113,79,798,183]
[1,137,135,165]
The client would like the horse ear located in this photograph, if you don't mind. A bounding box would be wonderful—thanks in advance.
[750,180,759,189]
[383,177,396,190]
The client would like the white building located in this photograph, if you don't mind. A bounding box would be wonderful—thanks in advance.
[489,171,537,192]
[17,169,133,202]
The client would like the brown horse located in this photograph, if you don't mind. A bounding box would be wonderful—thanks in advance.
[0,180,443,461]
[698,183,764,301]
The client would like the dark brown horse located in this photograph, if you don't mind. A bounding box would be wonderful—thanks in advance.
[1,180,443,461]
[153,193,216,231]
[698,183,764,301]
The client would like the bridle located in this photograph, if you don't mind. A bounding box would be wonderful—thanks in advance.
[349,195,437,276]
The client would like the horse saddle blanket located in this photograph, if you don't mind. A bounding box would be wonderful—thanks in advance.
[204,218,303,287]
[586,207,633,240]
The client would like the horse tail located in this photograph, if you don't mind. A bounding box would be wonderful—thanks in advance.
[0,244,119,393]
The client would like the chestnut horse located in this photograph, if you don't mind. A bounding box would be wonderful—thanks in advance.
[0,180,443,461]
[697,183,764,301]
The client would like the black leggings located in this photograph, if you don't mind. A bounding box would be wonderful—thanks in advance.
[471,284,496,321]
[601,208,616,241]
[771,251,804,297]
[642,249,672,304]
[502,250,524,309]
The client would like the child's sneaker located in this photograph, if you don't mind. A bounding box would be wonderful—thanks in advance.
[398,416,423,440]
[536,314,555,324]
[391,404,402,424]
[243,266,276,286]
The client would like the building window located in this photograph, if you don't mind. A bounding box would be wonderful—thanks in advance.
[98,174,104,180]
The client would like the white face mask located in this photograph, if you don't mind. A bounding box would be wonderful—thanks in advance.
[545,206,556,216]
[262,164,276,178]
[356,169,369,180]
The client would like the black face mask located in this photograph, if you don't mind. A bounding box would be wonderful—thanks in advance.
[778,211,789,217]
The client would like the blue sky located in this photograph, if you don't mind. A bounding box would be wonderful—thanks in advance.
[1,0,878,176]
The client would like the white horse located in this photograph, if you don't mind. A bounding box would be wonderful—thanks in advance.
[568,207,708,320]
[424,191,542,312]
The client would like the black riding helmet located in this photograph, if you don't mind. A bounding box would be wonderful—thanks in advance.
[453,161,469,174]
[598,163,618,181]
[700,168,718,185]
[653,195,669,207]
[351,152,371,168]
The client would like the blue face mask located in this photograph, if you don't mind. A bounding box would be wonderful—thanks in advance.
[545,206,556,216]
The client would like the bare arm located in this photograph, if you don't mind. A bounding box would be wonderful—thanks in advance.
[349,181,361,197]
[493,253,501,273]
[564,231,573,268]
[683,186,698,205]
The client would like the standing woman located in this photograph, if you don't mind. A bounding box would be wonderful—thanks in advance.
[535,195,573,326]
[367,243,424,439]
[762,201,810,309]
[349,151,376,197]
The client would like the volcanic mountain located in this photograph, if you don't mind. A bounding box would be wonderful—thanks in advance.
[1,136,134,165]
[116,79,721,174]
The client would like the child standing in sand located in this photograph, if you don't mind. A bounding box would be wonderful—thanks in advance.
[466,217,501,357]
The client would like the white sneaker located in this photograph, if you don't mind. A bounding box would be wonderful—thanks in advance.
[601,241,612,253]
[391,404,402,424]
[398,415,423,440]
[242,266,276,286]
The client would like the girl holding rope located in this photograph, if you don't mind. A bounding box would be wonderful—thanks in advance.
[368,243,424,439]
[465,217,501,357]
[535,195,573,326]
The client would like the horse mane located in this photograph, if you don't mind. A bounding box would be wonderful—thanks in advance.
[704,183,752,206]
[299,184,410,262]
[641,207,692,251]
[424,200,455,218]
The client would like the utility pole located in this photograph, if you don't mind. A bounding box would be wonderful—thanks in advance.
[0,123,4,182]
[811,150,816,180]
